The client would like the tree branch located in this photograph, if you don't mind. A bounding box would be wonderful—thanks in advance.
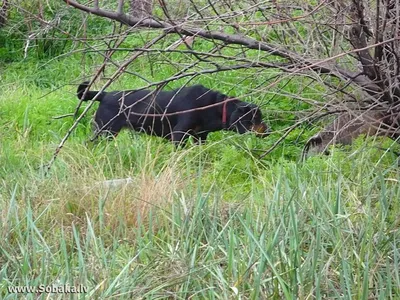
[62,0,398,102]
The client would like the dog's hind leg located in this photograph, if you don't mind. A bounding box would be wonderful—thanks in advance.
[91,118,124,142]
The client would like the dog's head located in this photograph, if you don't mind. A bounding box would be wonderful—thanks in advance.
[229,103,269,137]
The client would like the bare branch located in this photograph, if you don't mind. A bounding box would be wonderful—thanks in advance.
[117,0,124,15]
[61,0,399,101]
[55,0,400,161]
[45,32,168,174]
[0,0,9,27]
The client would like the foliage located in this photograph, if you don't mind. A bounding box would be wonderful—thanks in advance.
[1,1,400,298]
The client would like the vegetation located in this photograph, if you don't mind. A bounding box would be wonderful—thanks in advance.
[1,1,400,299]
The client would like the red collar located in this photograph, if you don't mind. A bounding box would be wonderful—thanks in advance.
[222,100,228,126]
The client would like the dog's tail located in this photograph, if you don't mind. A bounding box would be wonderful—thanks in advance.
[77,82,104,101]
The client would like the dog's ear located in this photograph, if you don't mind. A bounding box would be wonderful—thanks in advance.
[236,103,257,113]
[216,93,229,103]
[228,104,254,134]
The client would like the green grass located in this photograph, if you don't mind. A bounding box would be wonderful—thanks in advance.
[1,20,400,299]
[1,143,400,299]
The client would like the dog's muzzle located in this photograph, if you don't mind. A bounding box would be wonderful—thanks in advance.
[251,123,269,137]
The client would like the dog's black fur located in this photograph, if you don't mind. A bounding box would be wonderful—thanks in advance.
[77,82,269,145]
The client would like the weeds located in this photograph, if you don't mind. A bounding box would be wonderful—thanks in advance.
[1,31,400,299]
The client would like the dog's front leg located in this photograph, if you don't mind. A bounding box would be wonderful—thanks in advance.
[171,120,195,147]
[193,132,208,145]
[171,130,191,147]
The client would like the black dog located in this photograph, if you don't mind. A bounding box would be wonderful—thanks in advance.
[77,82,269,145]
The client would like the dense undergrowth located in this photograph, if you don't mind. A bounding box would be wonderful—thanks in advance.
[1,3,400,299]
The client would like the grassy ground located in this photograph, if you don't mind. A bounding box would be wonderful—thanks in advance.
[1,34,400,299]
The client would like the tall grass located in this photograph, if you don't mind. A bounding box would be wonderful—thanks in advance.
[1,136,400,298]
[1,30,400,299]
